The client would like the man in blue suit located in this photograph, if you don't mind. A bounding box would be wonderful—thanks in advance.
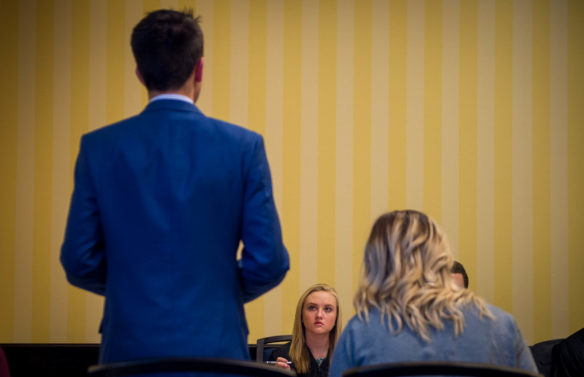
[61,9,289,363]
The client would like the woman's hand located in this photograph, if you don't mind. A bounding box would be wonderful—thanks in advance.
[274,357,291,370]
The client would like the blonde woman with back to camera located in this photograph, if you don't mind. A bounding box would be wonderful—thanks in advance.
[329,210,538,377]
[269,283,342,377]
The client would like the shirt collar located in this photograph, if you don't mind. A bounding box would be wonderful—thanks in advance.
[149,93,194,104]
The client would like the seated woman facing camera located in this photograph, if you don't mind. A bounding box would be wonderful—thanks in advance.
[269,283,342,377]
[329,210,537,377]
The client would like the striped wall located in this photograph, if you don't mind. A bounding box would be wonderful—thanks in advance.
[0,0,583,346]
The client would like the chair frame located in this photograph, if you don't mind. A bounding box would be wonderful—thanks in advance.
[87,357,295,377]
[255,335,292,363]
[342,361,542,377]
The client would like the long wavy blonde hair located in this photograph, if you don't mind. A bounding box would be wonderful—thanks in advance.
[354,210,493,342]
[289,283,342,374]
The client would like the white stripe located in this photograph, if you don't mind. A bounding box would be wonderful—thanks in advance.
[196,0,214,114]
[14,0,37,342]
[511,0,534,344]
[300,0,319,291]
[406,0,424,210]
[229,0,249,126]
[264,0,284,337]
[335,0,354,324]
[476,0,495,303]
[441,0,460,256]
[50,0,72,342]
[550,0,570,339]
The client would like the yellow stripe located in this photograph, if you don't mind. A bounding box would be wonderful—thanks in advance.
[353,0,372,296]
[423,0,442,223]
[264,0,284,337]
[511,0,534,343]
[124,1,144,117]
[371,0,389,222]
[229,0,248,126]
[317,0,336,286]
[458,0,477,290]
[32,0,54,341]
[549,0,569,339]
[106,0,125,124]
[335,0,354,316]
[476,0,495,302]
[15,0,36,342]
[532,0,552,343]
[388,0,407,211]
[0,0,19,342]
[142,0,161,13]
[212,0,230,120]
[51,0,72,342]
[494,0,513,312]
[282,0,301,336]
[244,0,266,341]
[441,0,460,256]
[68,0,91,342]
[567,0,584,332]
[406,0,424,210]
[195,0,213,114]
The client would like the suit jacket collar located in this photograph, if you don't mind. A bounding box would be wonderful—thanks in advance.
[142,99,203,116]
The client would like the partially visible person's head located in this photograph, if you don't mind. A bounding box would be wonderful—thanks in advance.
[131,9,203,92]
[290,283,342,374]
[354,210,492,341]
[451,261,469,289]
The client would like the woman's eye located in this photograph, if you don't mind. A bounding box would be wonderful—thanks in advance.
[325,307,333,312]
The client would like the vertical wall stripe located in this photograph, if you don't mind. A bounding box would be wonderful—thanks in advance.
[406,0,424,210]
[371,0,389,223]
[161,0,179,8]
[245,0,267,341]
[229,0,249,127]
[68,0,91,343]
[32,0,54,341]
[0,0,19,342]
[281,0,302,337]
[423,0,442,223]
[549,0,570,339]
[86,0,108,342]
[458,0,478,289]
[106,0,125,124]
[264,0,284,337]
[567,0,584,332]
[532,0,552,342]
[334,0,353,321]
[441,0,460,256]
[353,0,372,305]
[51,0,72,342]
[211,0,230,120]
[317,0,336,286]
[511,0,534,343]
[388,0,407,211]
[300,0,319,293]
[196,0,213,114]
[494,0,513,312]
[124,1,143,117]
[476,0,495,303]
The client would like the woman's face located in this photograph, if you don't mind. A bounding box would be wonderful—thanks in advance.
[302,291,337,337]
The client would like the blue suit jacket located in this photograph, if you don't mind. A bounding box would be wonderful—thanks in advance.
[61,99,289,363]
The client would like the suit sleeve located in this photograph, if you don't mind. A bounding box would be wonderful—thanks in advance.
[239,136,289,303]
[60,136,106,295]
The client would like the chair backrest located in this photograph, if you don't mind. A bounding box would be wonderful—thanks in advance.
[87,357,295,377]
[342,361,543,377]
[255,335,292,362]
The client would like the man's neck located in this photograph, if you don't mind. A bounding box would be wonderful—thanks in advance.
[148,88,194,101]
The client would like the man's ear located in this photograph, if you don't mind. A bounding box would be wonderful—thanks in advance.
[195,58,204,83]
[135,67,146,86]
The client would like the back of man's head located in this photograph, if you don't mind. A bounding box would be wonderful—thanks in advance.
[451,261,469,288]
[131,9,203,92]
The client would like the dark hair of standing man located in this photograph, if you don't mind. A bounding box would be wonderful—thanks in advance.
[451,261,469,288]
[131,9,203,91]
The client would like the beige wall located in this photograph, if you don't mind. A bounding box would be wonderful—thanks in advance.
[1,0,583,346]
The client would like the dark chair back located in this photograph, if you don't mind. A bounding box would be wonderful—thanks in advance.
[255,335,292,362]
[342,361,542,377]
[87,357,295,377]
